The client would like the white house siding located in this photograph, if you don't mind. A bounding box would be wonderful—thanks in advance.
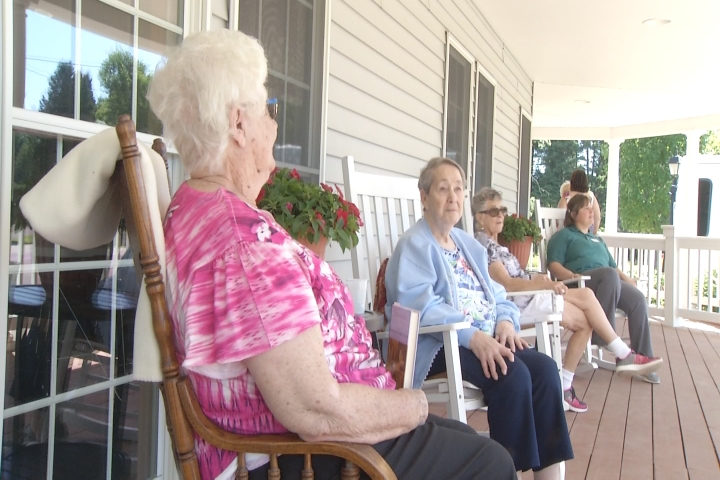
[324,0,532,275]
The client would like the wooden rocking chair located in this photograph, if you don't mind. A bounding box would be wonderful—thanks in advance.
[114,116,395,479]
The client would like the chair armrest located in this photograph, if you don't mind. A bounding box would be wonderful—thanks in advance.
[506,289,556,297]
[418,321,473,335]
[562,276,591,285]
[377,321,474,340]
[176,378,397,479]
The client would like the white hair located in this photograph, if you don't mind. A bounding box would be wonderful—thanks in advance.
[147,30,268,173]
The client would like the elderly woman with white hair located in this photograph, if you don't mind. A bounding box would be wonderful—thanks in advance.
[384,158,573,480]
[148,30,515,480]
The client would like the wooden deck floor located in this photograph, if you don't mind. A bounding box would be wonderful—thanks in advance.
[427,319,720,479]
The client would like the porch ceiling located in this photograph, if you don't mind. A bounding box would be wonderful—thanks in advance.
[473,0,720,139]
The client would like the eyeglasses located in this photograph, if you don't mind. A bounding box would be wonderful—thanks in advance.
[267,97,279,120]
[479,207,508,217]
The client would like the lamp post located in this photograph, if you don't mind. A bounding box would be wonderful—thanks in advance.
[668,155,681,225]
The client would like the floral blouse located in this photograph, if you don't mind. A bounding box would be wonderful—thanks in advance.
[475,231,533,310]
[443,247,496,335]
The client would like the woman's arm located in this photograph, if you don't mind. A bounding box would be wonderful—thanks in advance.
[548,261,577,281]
[245,325,427,444]
[558,197,567,208]
[488,262,554,292]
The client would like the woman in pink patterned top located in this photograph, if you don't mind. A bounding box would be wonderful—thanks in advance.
[147,30,515,479]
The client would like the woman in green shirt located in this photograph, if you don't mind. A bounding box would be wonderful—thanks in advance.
[546,195,663,384]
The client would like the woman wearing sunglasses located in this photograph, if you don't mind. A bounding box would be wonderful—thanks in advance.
[473,188,663,411]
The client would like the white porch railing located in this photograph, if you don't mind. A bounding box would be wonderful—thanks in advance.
[600,225,720,327]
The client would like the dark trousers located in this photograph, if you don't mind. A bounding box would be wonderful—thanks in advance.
[584,267,654,357]
[249,414,516,480]
[428,346,573,472]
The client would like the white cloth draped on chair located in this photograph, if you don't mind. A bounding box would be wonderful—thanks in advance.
[19,127,169,382]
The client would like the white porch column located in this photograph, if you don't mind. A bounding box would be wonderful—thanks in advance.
[604,139,623,233]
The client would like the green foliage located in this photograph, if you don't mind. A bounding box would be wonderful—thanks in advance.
[256,168,363,252]
[619,134,685,233]
[701,130,720,154]
[95,49,159,133]
[499,213,542,245]
[38,61,97,121]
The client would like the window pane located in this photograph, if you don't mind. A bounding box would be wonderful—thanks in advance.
[6,276,53,408]
[2,408,51,478]
[268,74,286,152]
[446,47,471,174]
[474,73,495,194]
[56,267,112,394]
[239,0,260,39]
[282,83,310,166]
[54,391,111,478]
[138,20,182,135]
[288,0,312,84]
[14,0,76,115]
[80,0,135,125]
[10,131,58,265]
[139,0,183,26]
[518,114,532,216]
[262,0,288,74]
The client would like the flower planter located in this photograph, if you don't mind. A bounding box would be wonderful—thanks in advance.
[498,235,533,270]
[297,235,329,260]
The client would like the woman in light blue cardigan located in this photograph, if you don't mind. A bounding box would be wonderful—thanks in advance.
[385,158,572,479]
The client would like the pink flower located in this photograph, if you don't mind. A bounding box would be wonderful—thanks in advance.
[285,202,293,211]
[321,183,333,193]
[290,169,301,180]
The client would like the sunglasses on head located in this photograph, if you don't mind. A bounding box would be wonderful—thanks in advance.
[479,207,508,217]
[267,97,279,120]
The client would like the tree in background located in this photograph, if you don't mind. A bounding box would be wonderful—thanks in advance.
[618,135,685,233]
[12,63,97,230]
[531,139,608,225]
[38,61,96,121]
[95,49,160,134]
[701,130,720,154]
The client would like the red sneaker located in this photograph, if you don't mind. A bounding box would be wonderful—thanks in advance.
[616,351,663,377]
[564,387,588,413]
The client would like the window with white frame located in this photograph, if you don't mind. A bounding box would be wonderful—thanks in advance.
[237,0,324,181]
[518,111,532,216]
[474,69,495,195]
[13,0,182,135]
[4,1,183,477]
[444,43,473,179]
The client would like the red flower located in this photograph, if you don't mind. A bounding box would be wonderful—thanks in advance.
[336,208,349,224]
[348,203,360,218]
[291,169,301,180]
[358,216,364,227]
[321,183,333,193]
[267,177,274,185]
[511,213,517,218]
[285,202,293,211]
[256,188,265,203]
[334,184,345,200]
[315,211,326,227]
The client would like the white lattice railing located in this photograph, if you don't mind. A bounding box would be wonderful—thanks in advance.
[600,226,720,327]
